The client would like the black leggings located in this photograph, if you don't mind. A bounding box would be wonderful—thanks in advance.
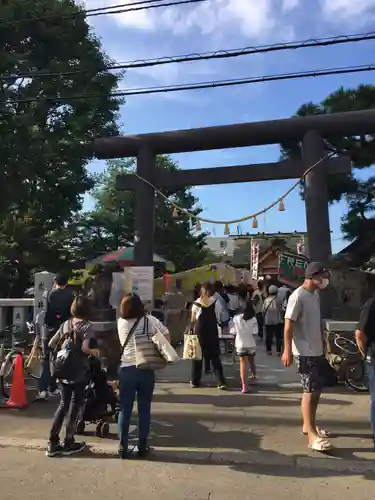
[49,381,86,444]
[191,357,226,387]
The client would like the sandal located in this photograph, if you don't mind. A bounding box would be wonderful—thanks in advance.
[302,427,330,438]
[308,437,332,452]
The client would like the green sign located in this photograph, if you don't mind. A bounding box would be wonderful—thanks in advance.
[278,252,308,286]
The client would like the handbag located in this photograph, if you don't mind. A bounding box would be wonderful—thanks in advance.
[152,330,180,364]
[121,316,167,371]
[183,324,202,361]
[134,317,168,371]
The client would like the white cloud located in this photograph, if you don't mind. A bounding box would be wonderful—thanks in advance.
[321,0,375,20]
[83,0,286,39]
[282,0,299,11]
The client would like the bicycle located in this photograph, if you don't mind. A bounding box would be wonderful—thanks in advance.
[325,331,368,393]
[0,322,41,398]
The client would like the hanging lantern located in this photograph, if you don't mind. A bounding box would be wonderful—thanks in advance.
[278,199,285,212]
[196,219,202,232]
[172,206,179,218]
[224,223,230,235]
[252,217,258,229]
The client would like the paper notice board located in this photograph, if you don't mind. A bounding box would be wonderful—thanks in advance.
[124,266,154,306]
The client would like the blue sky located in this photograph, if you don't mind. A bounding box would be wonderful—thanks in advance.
[83,0,375,253]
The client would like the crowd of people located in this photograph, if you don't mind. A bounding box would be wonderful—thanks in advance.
[186,279,291,394]
[35,265,375,459]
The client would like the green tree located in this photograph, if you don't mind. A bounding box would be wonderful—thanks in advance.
[281,85,375,255]
[75,156,210,271]
[0,0,122,296]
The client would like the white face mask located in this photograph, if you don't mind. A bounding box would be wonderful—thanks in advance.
[314,278,329,290]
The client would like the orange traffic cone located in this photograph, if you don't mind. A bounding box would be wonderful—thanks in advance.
[6,354,27,409]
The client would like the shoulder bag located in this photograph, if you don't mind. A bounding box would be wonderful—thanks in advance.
[121,316,168,371]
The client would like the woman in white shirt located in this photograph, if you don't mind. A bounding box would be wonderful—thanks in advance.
[231,299,258,393]
[117,293,170,459]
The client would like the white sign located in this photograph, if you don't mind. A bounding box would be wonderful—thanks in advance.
[34,271,54,321]
[297,236,305,255]
[109,272,125,313]
[126,267,154,306]
[250,242,259,281]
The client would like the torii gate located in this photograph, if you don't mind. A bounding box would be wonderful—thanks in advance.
[94,108,375,317]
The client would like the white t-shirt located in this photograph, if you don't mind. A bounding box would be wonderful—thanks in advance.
[284,286,323,357]
[117,315,169,367]
[231,313,258,351]
[191,296,222,324]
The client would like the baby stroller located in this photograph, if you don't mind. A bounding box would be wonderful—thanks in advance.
[76,356,120,438]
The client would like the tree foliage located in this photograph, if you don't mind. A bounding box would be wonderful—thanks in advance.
[281,85,375,244]
[73,156,210,272]
[0,0,122,296]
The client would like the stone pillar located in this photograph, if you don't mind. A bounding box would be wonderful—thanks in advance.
[303,130,332,318]
[134,146,156,267]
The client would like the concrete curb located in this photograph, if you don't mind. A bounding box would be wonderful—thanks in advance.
[0,437,374,473]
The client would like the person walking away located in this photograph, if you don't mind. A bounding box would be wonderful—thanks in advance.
[231,300,258,393]
[282,262,332,452]
[238,285,249,312]
[277,284,291,341]
[151,298,165,325]
[355,293,375,451]
[263,285,283,356]
[213,281,230,335]
[37,274,75,401]
[225,285,240,318]
[46,295,97,457]
[252,281,264,339]
[117,293,171,459]
[190,282,227,390]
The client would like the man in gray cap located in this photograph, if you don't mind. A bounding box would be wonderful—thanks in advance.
[282,262,332,452]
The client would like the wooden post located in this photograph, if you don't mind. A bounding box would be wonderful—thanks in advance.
[133,146,156,267]
[303,130,332,318]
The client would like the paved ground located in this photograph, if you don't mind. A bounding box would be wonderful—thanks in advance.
[0,346,374,498]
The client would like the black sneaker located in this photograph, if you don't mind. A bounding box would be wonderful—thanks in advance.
[61,441,86,456]
[138,445,151,458]
[46,442,63,457]
[118,448,131,460]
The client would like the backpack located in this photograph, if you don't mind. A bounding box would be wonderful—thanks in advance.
[53,320,90,383]
[193,301,218,338]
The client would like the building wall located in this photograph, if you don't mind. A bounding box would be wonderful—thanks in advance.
[204,237,236,257]
[232,233,308,267]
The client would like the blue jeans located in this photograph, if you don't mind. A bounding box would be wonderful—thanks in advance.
[118,366,155,451]
[367,362,375,444]
[39,337,57,393]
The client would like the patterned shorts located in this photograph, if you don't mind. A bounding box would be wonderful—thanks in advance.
[236,348,256,357]
[295,355,326,393]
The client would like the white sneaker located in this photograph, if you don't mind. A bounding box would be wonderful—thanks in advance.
[36,391,48,400]
[48,389,60,397]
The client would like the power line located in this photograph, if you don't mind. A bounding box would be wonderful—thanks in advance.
[3,63,374,104]
[3,30,375,81]
[0,0,210,27]
[84,0,181,14]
